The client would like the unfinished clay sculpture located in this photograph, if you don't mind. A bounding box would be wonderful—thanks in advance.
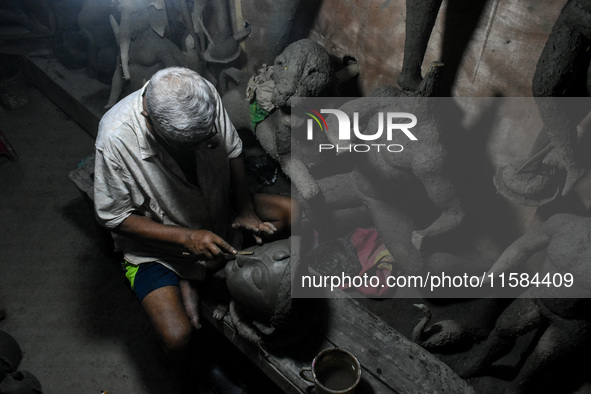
[48,0,87,70]
[221,39,337,201]
[495,0,591,204]
[0,331,22,378]
[412,304,465,353]
[320,63,465,267]
[0,371,42,394]
[461,213,591,392]
[265,0,303,63]
[77,0,118,83]
[225,237,318,348]
[200,0,250,63]
[105,0,208,108]
[397,0,443,91]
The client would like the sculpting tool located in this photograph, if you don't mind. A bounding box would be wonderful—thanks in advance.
[181,250,254,256]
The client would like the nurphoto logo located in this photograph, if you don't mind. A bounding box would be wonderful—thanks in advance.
[305,107,418,153]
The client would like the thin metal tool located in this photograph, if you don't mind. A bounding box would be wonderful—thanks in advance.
[182,250,254,256]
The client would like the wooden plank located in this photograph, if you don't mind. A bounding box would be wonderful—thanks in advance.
[325,296,474,394]
[198,278,402,394]
[199,278,472,394]
[199,289,308,394]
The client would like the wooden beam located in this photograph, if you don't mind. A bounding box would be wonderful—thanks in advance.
[199,277,473,394]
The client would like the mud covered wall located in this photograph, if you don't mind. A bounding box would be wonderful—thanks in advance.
[240,0,565,97]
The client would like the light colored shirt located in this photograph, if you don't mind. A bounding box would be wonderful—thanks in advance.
[94,81,242,279]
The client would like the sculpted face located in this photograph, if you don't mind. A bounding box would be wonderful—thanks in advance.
[224,239,291,322]
[271,39,334,108]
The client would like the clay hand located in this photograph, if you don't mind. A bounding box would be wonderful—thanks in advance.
[232,210,277,244]
[184,229,236,260]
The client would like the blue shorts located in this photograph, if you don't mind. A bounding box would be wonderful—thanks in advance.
[123,261,180,302]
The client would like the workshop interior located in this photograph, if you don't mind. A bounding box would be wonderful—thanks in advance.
[1,0,591,393]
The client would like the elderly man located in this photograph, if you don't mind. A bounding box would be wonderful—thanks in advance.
[93,67,293,386]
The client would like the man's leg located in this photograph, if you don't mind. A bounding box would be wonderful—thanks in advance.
[142,286,200,393]
[141,286,193,356]
[128,262,197,391]
[128,262,194,355]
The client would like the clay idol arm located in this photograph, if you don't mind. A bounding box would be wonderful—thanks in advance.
[484,226,551,282]
[230,156,277,243]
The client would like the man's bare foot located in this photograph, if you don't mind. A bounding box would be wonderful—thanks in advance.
[180,279,201,330]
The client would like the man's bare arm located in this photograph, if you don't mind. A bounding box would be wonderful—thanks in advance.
[117,214,236,259]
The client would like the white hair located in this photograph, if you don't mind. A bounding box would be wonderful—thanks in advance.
[145,67,216,142]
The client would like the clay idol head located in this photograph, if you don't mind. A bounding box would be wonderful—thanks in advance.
[225,238,292,327]
[224,237,320,347]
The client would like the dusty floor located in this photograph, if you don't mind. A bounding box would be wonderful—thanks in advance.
[0,85,283,394]
[0,85,163,392]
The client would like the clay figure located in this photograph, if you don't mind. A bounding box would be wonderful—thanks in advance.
[495,0,591,204]
[105,0,208,108]
[461,213,591,392]
[76,0,118,83]
[48,0,88,70]
[0,0,53,35]
[200,0,250,64]
[320,63,465,267]
[397,0,443,91]
[412,303,465,353]
[531,0,591,195]
[225,237,318,348]
[221,39,338,202]
[0,370,43,394]
[225,239,291,325]
[397,0,488,95]
[265,0,303,63]
[0,331,21,377]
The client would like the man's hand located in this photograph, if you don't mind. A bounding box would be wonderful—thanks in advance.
[183,229,237,259]
[232,209,277,244]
